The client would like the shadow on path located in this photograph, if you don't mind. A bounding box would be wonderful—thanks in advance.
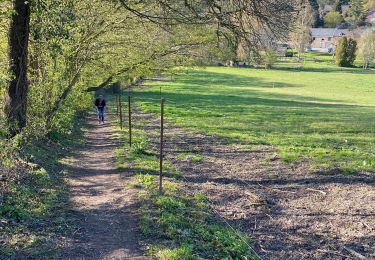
[59,113,148,259]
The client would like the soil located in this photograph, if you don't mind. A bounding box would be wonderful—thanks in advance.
[59,113,148,259]
[131,99,375,260]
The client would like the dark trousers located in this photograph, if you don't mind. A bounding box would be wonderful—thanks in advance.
[97,107,105,121]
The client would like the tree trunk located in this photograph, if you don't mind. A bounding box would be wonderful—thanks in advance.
[4,0,31,137]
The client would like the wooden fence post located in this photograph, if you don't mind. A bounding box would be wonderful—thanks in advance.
[128,95,132,147]
[116,95,119,115]
[119,94,123,129]
[159,97,165,194]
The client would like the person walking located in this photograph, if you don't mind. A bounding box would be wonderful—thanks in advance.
[95,95,107,124]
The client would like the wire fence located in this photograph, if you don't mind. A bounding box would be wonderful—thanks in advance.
[114,93,375,156]
[109,72,374,258]
[114,92,262,259]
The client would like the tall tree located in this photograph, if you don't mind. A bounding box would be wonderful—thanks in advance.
[309,0,323,26]
[335,36,357,66]
[324,11,344,27]
[2,0,297,137]
[290,0,315,59]
[357,30,375,68]
[118,0,296,55]
[349,0,366,25]
[26,0,215,130]
[4,0,31,136]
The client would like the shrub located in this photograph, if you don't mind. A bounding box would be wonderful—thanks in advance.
[335,36,357,67]
[262,50,278,69]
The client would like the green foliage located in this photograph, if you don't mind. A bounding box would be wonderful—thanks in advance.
[177,153,203,162]
[335,36,357,67]
[348,0,366,25]
[324,11,344,27]
[357,30,375,68]
[130,136,149,156]
[135,64,375,173]
[155,245,194,260]
[0,166,61,221]
[136,174,156,189]
[262,50,278,68]
[136,174,254,259]
[0,115,85,258]
[0,159,66,258]
[336,37,348,66]
[1,0,215,139]
[0,2,9,94]
[309,0,323,26]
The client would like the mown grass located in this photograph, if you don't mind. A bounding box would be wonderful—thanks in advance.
[117,122,256,259]
[132,59,375,172]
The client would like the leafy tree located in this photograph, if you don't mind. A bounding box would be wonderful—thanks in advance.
[0,1,11,89]
[335,36,357,66]
[2,0,298,137]
[27,0,214,132]
[324,11,345,27]
[118,0,296,57]
[262,50,278,69]
[357,30,375,68]
[346,38,358,65]
[309,0,323,26]
[290,0,315,59]
[348,0,366,25]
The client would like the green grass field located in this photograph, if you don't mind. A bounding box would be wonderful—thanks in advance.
[133,62,375,172]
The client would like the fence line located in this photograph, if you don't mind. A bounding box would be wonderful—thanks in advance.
[124,92,261,259]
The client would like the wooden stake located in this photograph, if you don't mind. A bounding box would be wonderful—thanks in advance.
[116,95,119,115]
[128,95,132,147]
[119,94,123,129]
[159,97,165,194]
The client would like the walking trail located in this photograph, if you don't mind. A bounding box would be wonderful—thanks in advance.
[59,113,148,259]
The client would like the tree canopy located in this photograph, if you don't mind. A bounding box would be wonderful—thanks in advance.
[0,0,297,137]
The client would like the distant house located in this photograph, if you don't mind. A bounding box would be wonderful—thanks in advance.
[366,10,375,25]
[322,4,333,15]
[347,27,371,40]
[310,28,349,52]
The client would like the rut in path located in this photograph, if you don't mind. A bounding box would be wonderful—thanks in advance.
[59,113,147,259]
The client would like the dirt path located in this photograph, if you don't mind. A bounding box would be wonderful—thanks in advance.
[132,105,375,260]
[59,113,148,259]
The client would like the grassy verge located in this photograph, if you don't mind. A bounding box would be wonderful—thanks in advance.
[116,123,256,259]
[132,62,375,173]
[0,119,85,258]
